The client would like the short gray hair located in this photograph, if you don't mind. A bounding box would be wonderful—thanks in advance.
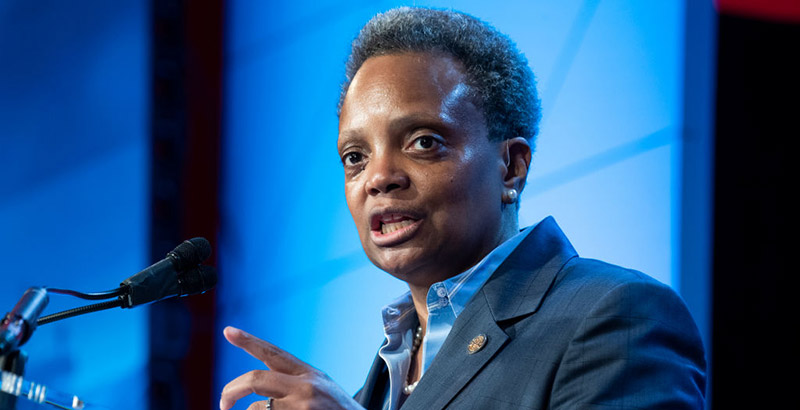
[339,7,541,146]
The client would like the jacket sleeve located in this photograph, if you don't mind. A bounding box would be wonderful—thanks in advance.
[549,278,707,409]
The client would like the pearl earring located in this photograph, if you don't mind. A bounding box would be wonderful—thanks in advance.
[504,188,518,204]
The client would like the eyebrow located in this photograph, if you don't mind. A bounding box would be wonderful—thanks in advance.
[338,112,448,151]
[388,112,446,134]
[337,130,365,153]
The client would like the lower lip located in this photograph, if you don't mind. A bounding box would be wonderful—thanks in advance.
[370,219,422,246]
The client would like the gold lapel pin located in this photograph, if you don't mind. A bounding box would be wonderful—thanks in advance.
[467,334,487,354]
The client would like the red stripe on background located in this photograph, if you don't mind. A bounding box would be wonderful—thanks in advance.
[717,0,800,23]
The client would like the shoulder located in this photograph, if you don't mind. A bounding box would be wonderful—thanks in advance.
[529,256,703,348]
[554,257,687,315]
[548,257,707,377]
[544,259,707,408]
[558,257,665,292]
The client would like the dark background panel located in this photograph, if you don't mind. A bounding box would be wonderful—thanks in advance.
[712,11,799,409]
[148,0,223,409]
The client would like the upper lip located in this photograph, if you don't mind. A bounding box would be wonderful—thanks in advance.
[369,207,424,231]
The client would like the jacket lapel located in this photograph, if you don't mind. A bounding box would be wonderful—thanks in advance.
[400,289,509,409]
[355,346,390,410]
[401,216,578,409]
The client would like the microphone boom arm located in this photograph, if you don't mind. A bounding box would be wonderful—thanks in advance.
[36,299,125,326]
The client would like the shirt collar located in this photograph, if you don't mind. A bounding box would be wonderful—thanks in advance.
[381,224,535,332]
[381,292,416,334]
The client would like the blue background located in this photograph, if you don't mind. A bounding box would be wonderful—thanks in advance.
[0,1,149,408]
[0,1,712,409]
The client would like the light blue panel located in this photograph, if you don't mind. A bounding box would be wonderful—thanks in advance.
[0,1,149,409]
[521,137,678,285]
[218,0,688,405]
[522,0,684,287]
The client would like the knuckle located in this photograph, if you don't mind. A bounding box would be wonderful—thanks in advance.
[245,370,266,387]
[300,373,330,400]
[299,379,316,397]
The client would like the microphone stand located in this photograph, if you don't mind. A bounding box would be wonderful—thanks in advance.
[0,287,126,410]
[0,350,27,410]
[1,365,87,410]
[0,238,215,409]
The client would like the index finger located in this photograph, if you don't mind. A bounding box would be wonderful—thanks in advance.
[223,326,311,375]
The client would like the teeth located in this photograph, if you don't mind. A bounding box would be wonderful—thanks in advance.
[381,219,414,234]
[381,213,405,223]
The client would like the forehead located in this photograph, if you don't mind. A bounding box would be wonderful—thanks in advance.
[338,52,482,141]
[350,52,467,97]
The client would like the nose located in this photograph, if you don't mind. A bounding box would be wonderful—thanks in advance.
[365,152,410,196]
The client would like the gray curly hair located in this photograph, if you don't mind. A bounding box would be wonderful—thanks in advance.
[338,7,541,146]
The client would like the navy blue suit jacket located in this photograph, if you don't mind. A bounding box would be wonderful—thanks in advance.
[355,217,706,409]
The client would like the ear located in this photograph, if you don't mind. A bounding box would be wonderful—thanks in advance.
[501,137,532,193]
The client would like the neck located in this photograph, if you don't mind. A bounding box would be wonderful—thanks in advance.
[409,283,430,335]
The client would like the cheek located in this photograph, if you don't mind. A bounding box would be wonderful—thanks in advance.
[420,169,487,222]
[451,154,500,195]
[344,182,366,232]
[436,156,502,217]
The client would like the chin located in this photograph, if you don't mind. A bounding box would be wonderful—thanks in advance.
[369,249,426,281]
[383,261,448,291]
[372,255,414,277]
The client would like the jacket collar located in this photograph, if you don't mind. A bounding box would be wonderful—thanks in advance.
[400,216,578,409]
[482,216,578,321]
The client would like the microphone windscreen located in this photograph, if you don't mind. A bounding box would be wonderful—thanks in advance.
[170,237,212,270]
[180,265,218,296]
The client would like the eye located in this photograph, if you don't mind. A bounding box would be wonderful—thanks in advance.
[411,135,440,150]
[342,151,364,166]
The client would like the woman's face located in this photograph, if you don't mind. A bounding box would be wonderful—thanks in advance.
[338,52,508,287]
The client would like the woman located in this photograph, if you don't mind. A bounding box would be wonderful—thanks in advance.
[220,7,706,410]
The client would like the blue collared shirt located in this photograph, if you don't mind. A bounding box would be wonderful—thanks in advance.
[377,226,533,410]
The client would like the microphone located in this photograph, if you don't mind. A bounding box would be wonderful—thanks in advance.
[119,238,216,308]
[1,238,216,353]
[0,287,49,355]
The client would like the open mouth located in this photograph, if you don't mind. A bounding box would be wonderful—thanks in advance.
[369,211,422,245]
[377,214,417,234]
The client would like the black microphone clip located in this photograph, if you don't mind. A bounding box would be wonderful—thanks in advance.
[119,238,215,308]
